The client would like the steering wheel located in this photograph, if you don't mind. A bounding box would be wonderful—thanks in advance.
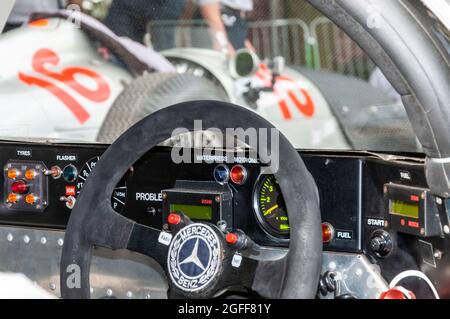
[60,101,322,299]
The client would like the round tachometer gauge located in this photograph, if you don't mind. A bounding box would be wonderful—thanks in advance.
[76,157,127,213]
[254,174,290,238]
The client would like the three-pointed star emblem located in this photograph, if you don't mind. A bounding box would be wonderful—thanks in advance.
[179,238,207,271]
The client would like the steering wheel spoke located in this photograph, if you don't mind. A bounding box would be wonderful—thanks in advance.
[85,207,134,250]
[84,207,169,265]
[126,223,170,265]
[223,248,286,298]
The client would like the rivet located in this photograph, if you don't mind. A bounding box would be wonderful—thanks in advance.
[355,268,363,276]
[444,225,450,235]
[23,235,30,244]
[6,233,13,242]
[40,237,47,245]
[328,262,337,271]
[434,250,443,260]
[49,283,56,291]
[126,291,133,298]
[57,238,64,246]
[145,293,151,299]
[106,289,113,297]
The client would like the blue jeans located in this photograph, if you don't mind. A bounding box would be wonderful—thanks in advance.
[105,0,186,50]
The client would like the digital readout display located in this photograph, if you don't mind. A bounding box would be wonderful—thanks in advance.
[170,204,213,221]
[390,200,419,219]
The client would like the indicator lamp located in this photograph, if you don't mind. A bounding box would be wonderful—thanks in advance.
[168,213,182,225]
[7,193,19,204]
[62,165,78,182]
[11,180,29,194]
[25,194,38,205]
[226,232,239,245]
[213,164,230,184]
[25,169,36,180]
[322,222,335,243]
[230,165,247,185]
[7,168,18,180]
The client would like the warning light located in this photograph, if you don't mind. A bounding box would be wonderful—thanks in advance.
[7,193,19,204]
[230,165,247,185]
[322,222,335,243]
[25,169,36,180]
[226,232,239,245]
[7,169,18,180]
[168,213,182,225]
[25,194,38,205]
[11,180,29,194]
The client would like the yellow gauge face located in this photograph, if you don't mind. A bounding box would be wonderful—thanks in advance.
[255,175,289,237]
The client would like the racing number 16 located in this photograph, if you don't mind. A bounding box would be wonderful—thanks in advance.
[18,48,111,124]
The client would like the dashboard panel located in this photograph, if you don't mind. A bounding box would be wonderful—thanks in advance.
[0,141,431,250]
[0,141,367,251]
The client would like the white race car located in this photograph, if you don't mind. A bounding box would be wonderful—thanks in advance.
[0,10,416,151]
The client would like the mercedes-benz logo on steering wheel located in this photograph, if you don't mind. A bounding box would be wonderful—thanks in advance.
[168,224,222,292]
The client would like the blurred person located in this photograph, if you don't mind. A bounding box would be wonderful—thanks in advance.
[4,0,81,32]
[220,0,254,50]
[104,0,233,53]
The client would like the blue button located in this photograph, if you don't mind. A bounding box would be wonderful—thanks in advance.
[62,164,78,182]
[214,164,229,184]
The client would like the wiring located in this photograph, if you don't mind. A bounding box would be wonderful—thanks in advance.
[389,270,440,299]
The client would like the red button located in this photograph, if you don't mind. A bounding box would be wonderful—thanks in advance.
[322,223,334,243]
[168,213,181,225]
[11,180,29,194]
[379,287,416,299]
[226,233,239,245]
[65,186,76,196]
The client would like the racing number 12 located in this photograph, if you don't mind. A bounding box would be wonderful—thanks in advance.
[18,48,111,124]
